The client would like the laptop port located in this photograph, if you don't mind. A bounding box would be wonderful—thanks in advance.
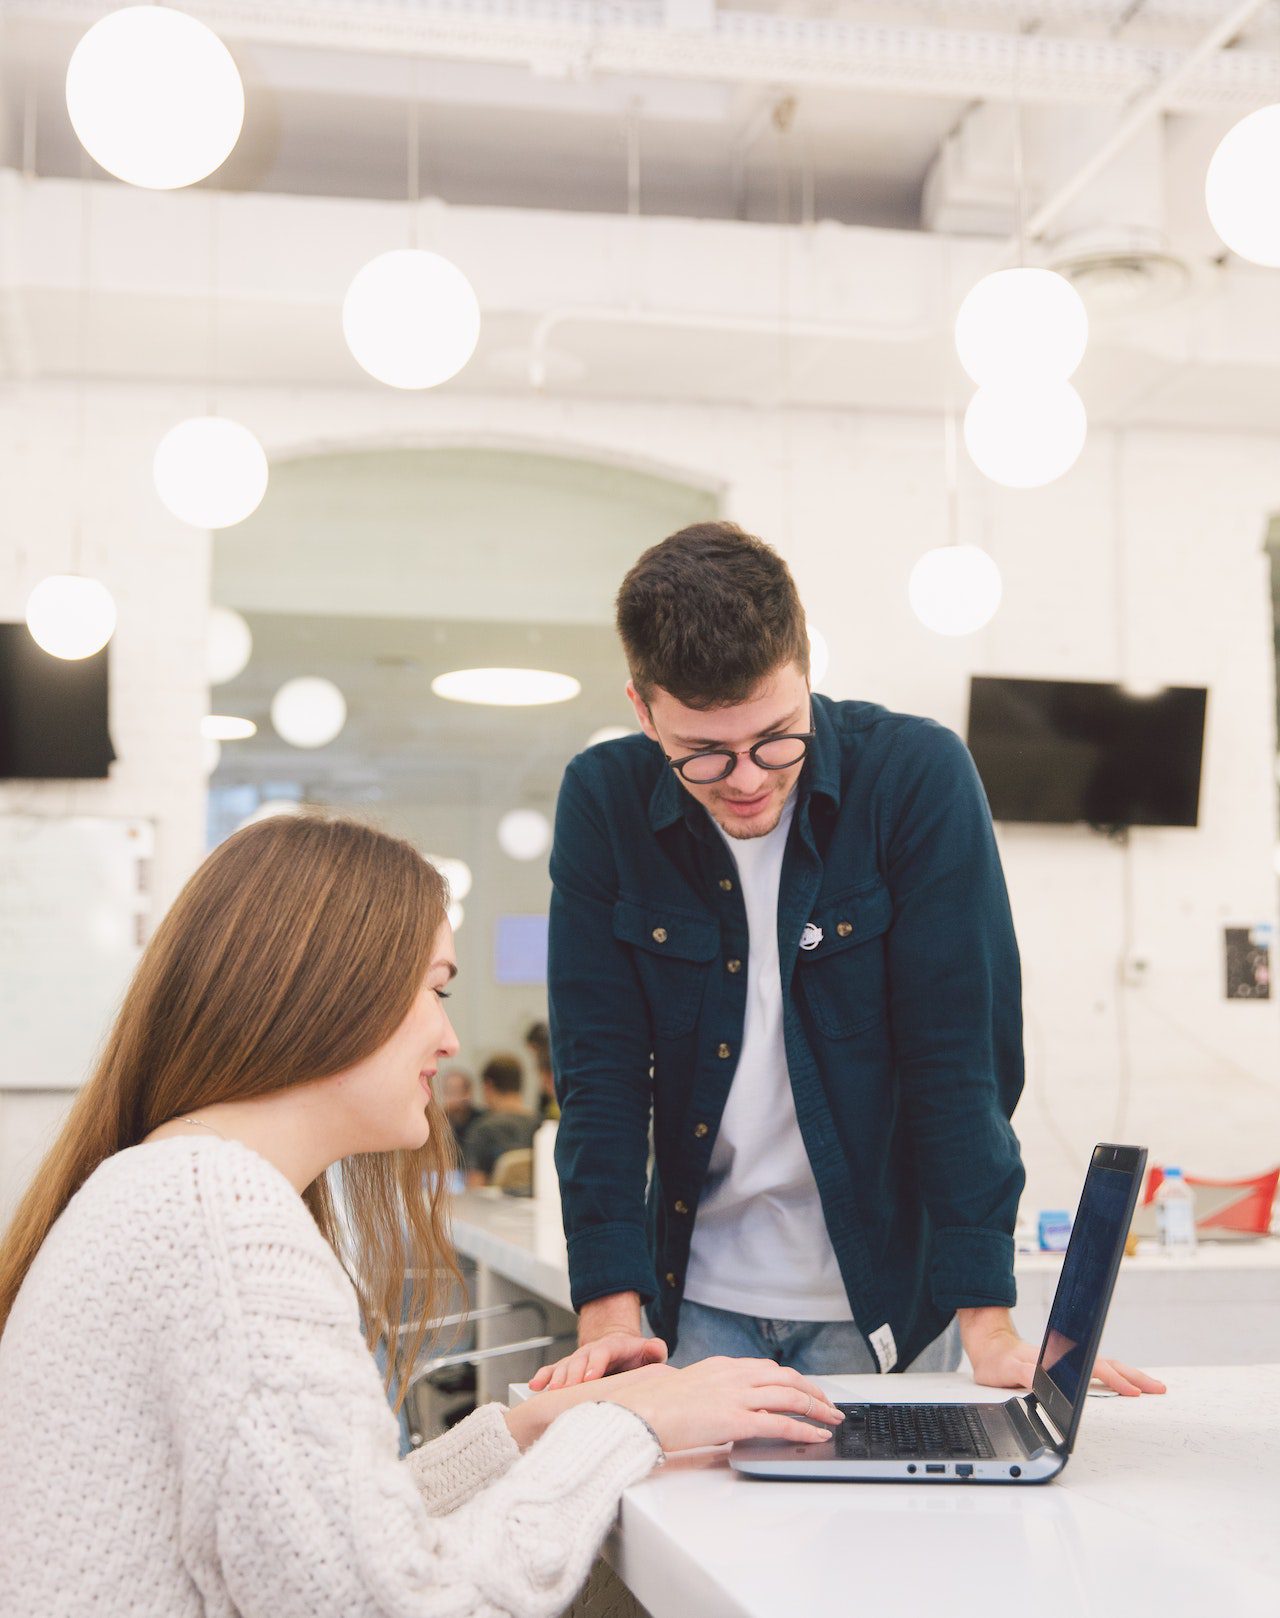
[956,1464,973,1478]
[925,1463,945,1474]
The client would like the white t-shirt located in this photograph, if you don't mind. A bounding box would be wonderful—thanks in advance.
[682,794,854,1321]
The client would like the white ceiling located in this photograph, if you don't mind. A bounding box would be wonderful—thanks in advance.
[2,2,1280,432]
[5,2,1278,228]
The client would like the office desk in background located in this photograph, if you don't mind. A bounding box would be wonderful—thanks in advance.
[450,1190,1280,1400]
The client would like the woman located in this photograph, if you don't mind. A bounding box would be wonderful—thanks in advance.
[0,813,841,1617]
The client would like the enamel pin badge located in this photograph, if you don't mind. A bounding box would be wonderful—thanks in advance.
[799,922,823,951]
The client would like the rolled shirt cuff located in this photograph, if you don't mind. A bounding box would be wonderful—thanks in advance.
[929,1225,1017,1312]
[566,1221,658,1313]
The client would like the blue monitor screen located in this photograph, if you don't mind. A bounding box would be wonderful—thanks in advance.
[494,913,549,985]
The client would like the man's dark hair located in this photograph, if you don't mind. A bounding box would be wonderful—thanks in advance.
[616,520,809,709]
[524,1020,551,1075]
[480,1053,524,1095]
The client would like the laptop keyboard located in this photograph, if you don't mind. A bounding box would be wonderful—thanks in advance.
[833,1403,995,1461]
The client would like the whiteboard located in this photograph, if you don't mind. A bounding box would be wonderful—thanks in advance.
[0,816,154,1091]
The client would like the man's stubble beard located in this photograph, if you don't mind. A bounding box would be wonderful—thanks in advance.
[710,779,798,841]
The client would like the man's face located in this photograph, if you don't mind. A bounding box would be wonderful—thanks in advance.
[440,1070,473,1123]
[628,661,810,841]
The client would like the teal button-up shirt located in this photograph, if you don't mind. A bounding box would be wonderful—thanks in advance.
[548,693,1026,1370]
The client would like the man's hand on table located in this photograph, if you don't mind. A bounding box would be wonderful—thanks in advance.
[529,1291,669,1391]
[958,1306,1167,1397]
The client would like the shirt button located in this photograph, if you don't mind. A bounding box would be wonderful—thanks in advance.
[726,958,742,973]
[719,878,734,892]
[837,921,853,938]
[651,926,668,943]
[674,1200,689,1214]
[717,1042,731,1059]
[693,1122,709,1138]
[665,1272,678,1287]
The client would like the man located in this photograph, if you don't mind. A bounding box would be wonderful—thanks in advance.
[439,1066,485,1164]
[463,1054,539,1187]
[533,522,1162,1400]
[525,1020,560,1123]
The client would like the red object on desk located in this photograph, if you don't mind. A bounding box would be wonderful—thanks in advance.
[1142,1166,1279,1235]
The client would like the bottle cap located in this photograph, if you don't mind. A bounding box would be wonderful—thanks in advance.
[1165,1165,1182,1177]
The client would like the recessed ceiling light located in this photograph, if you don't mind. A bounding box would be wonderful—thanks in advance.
[431,667,581,707]
[202,714,256,741]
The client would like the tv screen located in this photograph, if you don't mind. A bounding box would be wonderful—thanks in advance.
[966,676,1206,828]
[0,622,115,779]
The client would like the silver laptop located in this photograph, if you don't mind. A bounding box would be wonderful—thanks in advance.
[731,1142,1145,1484]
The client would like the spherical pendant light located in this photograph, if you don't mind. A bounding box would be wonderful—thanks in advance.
[207,605,252,684]
[342,249,481,389]
[25,575,117,660]
[446,901,466,932]
[1205,104,1280,268]
[954,268,1088,388]
[65,7,244,191]
[498,809,551,862]
[235,799,303,832]
[963,382,1087,489]
[586,726,635,747]
[428,855,473,902]
[154,417,269,530]
[908,546,1003,637]
[270,677,347,749]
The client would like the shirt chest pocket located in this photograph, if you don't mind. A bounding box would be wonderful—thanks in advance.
[613,899,720,1039]
[795,878,894,1039]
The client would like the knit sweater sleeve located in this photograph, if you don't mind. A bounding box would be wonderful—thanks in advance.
[403,1403,520,1516]
[206,1165,659,1617]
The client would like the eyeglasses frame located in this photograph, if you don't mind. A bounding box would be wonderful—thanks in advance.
[648,704,817,785]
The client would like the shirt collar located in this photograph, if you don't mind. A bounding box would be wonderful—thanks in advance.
[646,691,842,834]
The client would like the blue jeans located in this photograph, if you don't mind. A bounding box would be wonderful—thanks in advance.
[665,1298,962,1375]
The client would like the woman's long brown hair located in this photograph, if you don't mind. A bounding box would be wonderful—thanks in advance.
[0,812,463,1408]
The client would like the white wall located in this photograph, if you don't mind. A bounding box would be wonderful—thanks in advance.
[0,383,210,1222]
[2,188,1278,1228]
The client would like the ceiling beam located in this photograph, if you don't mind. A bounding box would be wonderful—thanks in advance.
[11,1,1280,114]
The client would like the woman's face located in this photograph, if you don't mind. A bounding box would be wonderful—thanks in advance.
[326,921,460,1155]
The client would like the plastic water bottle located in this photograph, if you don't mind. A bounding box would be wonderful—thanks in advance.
[1155,1166,1198,1254]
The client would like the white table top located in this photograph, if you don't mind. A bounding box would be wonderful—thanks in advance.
[515,1364,1280,1618]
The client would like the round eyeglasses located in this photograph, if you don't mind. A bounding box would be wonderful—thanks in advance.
[664,728,815,785]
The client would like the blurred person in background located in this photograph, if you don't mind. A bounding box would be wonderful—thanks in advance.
[438,1064,486,1162]
[464,1053,540,1187]
[0,814,843,1617]
[525,1019,560,1123]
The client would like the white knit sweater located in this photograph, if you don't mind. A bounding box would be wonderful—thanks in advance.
[0,1138,659,1617]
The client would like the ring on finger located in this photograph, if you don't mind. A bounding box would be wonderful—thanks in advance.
[802,1394,814,1419]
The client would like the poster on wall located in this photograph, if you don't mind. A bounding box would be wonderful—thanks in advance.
[1223,924,1272,1000]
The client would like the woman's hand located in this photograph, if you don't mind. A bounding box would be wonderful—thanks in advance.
[597,1357,844,1453]
[507,1357,844,1454]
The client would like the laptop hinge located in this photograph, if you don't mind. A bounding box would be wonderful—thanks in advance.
[1024,1395,1067,1453]
[1006,1395,1065,1456]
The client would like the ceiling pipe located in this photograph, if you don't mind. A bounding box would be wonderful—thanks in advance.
[1016,0,1271,256]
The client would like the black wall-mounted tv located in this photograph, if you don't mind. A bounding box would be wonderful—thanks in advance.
[0,622,115,779]
[966,676,1207,829]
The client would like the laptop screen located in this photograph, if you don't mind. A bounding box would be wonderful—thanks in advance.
[1032,1144,1145,1448]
